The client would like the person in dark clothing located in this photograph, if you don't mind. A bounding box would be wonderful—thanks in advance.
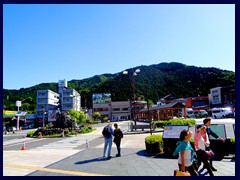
[113,123,123,157]
[203,118,225,171]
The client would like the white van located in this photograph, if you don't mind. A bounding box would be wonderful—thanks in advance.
[182,108,194,118]
[212,108,234,119]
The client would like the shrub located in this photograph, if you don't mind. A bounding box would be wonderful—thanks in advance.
[64,129,69,135]
[229,138,235,155]
[68,131,77,135]
[103,117,108,122]
[145,134,164,154]
[26,130,36,137]
[86,118,91,124]
[155,118,195,128]
[80,126,94,134]
[91,120,99,124]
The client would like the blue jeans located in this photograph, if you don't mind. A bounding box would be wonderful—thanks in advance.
[103,137,112,157]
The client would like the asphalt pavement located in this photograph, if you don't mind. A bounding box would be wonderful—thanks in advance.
[3,120,236,176]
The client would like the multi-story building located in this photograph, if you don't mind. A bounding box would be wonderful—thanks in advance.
[58,79,81,111]
[92,93,130,120]
[36,90,60,127]
[35,80,81,127]
[111,101,131,121]
[61,89,81,111]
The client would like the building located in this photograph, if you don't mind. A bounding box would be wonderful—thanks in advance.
[35,80,81,127]
[92,93,130,120]
[111,101,131,121]
[210,85,235,108]
[61,89,81,111]
[58,79,81,111]
[184,96,209,109]
[36,90,60,127]
[139,102,186,120]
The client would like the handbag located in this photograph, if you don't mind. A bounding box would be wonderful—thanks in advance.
[203,149,214,160]
[174,170,190,176]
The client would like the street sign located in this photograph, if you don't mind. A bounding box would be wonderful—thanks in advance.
[16,101,22,107]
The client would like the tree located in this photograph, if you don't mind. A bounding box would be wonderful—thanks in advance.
[92,112,101,120]
[68,109,86,124]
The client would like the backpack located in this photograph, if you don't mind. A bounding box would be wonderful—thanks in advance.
[102,126,111,137]
[119,129,123,139]
[115,129,123,139]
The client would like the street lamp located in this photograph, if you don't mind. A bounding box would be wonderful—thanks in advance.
[41,105,46,128]
[123,69,140,125]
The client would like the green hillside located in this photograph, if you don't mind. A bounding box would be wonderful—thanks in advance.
[3,62,235,113]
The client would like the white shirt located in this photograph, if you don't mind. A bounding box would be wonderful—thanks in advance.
[178,149,192,167]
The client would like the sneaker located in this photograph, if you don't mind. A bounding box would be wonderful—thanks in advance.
[103,156,106,158]
[107,156,112,159]
[211,167,217,171]
[116,154,121,157]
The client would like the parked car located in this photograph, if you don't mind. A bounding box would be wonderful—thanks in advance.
[193,109,208,118]
[212,107,234,119]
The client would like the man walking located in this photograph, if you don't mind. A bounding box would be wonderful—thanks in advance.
[203,118,225,171]
[102,120,114,159]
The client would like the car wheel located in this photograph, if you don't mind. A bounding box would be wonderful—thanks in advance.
[214,115,217,119]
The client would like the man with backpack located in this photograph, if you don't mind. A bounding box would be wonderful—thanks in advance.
[102,120,114,159]
[113,123,124,157]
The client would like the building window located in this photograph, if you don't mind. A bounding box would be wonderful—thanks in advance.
[113,108,120,111]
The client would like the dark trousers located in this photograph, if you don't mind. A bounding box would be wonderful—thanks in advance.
[196,150,214,176]
[115,140,121,155]
[178,163,198,176]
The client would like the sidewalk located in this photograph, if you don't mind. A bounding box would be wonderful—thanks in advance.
[3,122,235,176]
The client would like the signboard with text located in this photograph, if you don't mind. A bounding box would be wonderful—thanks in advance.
[48,110,60,122]
[16,101,22,107]
[163,125,189,139]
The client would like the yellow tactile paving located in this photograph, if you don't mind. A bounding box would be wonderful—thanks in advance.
[3,163,110,176]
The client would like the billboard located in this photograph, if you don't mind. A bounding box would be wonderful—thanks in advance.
[48,110,60,122]
[92,93,111,104]
[210,87,222,105]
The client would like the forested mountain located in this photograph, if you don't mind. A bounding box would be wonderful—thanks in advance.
[3,62,235,113]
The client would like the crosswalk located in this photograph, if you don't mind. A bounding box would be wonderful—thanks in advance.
[34,136,99,150]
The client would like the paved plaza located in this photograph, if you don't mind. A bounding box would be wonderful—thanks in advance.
[3,122,235,176]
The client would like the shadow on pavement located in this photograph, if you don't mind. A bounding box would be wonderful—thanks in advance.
[75,157,110,165]
[136,150,146,157]
[136,149,178,159]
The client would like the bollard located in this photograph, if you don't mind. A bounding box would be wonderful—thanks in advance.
[39,132,42,139]
[86,140,89,148]
[62,130,65,137]
[21,141,26,150]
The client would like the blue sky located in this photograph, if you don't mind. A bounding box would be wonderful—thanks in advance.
[3,4,235,90]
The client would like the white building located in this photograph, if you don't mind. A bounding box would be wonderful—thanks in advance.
[36,90,60,126]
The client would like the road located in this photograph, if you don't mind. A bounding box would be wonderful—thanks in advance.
[3,118,235,151]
